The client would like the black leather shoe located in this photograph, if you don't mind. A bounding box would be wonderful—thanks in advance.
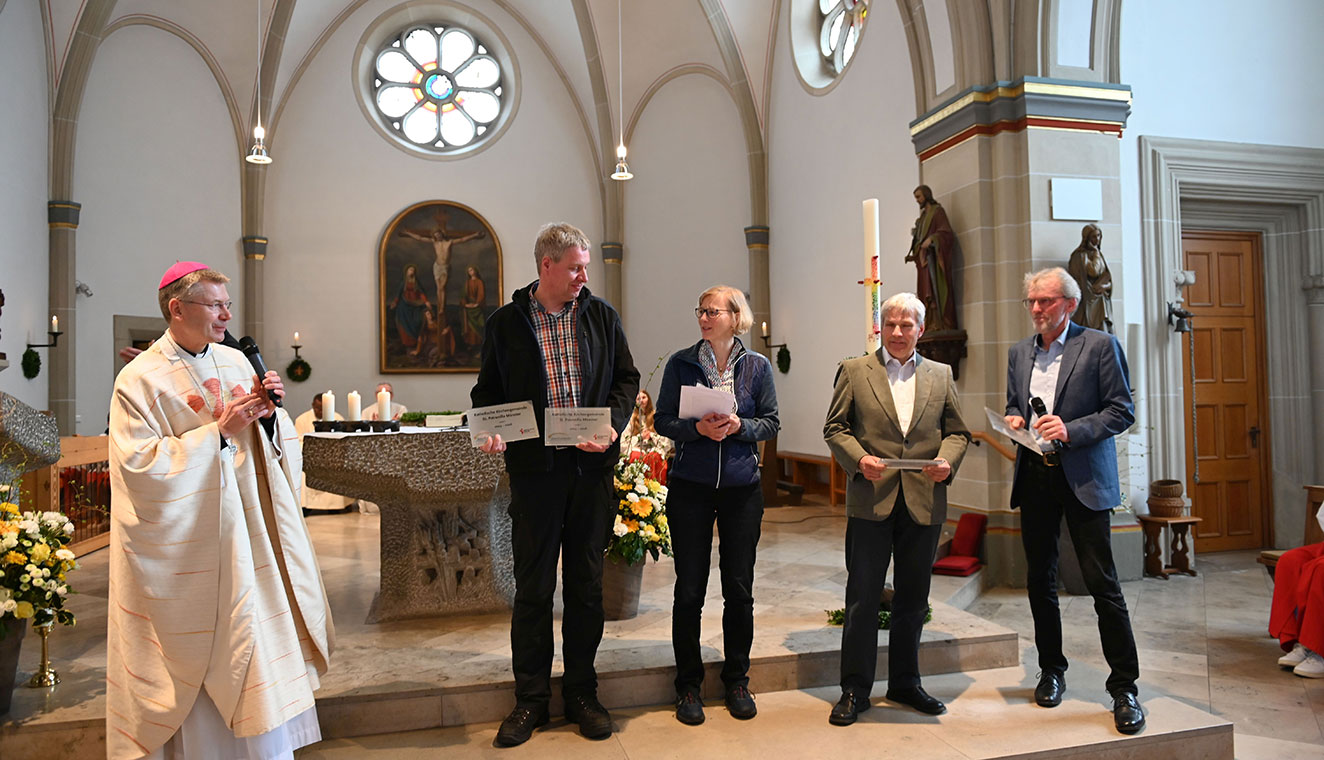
[1034,671,1065,707]
[885,686,947,715]
[676,690,705,725]
[495,704,549,747]
[1112,692,1145,735]
[725,684,757,719]
[829,691,871,725]
[564,694,613,739]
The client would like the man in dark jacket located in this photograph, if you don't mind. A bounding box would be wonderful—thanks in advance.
[471,222,639,747]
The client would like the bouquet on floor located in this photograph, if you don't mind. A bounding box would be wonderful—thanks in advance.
[606,454,672,566]
[0,482,79,636]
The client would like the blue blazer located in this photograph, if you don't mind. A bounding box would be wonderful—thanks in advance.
[1005,321,1134,511]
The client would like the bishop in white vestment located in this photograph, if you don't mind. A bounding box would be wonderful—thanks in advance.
[107,262,334,759]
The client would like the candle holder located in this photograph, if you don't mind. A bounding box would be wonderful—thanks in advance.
[25,622,60,688]
[26,331,63,350]
[369,420,400,433]
[291,342,303,360]
[760,334,788,352]
[761,334,791,374]
[313,420,346,433]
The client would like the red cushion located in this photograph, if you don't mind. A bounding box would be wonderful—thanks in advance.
[932,555,981,576]
[949,513,988,557]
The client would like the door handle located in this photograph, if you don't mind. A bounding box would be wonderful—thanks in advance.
[1249,426,1261,447]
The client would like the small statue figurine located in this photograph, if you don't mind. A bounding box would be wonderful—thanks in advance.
[905,185,958,331]
[1067,223,1114,334]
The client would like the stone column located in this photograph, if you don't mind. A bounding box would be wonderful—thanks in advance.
[744,226,771,359]
[1307,277,1324,482]
[241,236,267,343]
[47,201,80,434]
[601,241,623,310]
[908,79,1135,585]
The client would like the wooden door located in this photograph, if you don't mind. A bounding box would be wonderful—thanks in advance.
[1181,231,1271,552]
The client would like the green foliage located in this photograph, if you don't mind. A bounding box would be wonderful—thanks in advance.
[825,603,933,630]
[21,348,40,380]
[285,358,311,383]
[776,345,791,374]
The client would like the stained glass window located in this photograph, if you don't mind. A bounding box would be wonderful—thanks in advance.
[820,0,868,75]
[373,25,505,152]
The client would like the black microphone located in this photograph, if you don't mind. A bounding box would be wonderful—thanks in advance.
[238,336,282,407]
[1029,396,1061,465]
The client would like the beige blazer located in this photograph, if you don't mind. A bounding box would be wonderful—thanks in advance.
[823,350,970,525]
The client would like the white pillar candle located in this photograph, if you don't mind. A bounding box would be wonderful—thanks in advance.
[323,390,335,422]
[377,389,391,421]
[293,331,300,344]
[761,321,769,338]
[862,198,881,352]
[51,315,59,333]
[345,391,361,421]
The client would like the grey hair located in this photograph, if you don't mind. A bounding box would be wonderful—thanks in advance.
[881,291,925,326]
[1023,267,1081,302]
[533,222,591,268]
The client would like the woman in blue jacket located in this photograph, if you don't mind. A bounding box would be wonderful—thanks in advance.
[654,285,780,725]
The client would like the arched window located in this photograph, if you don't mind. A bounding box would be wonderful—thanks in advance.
[819,0,868,75]
[373,24,505,152]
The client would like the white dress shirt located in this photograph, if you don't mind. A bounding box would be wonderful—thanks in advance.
[1028,327,1069,451]
[884,350,918,434]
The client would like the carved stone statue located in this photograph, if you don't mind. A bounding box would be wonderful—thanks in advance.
[1067,223,1114,334]
[905,185,958,331]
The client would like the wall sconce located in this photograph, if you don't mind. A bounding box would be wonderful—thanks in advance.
[28,315,63,349]
[760,321,791,373]
[1167,302,1193,333]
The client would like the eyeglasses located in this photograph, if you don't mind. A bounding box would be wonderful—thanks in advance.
[181,300,233,313]
[694,307,732,319]
[1021,296,1066,309]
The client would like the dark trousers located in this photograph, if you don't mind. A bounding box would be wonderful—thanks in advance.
[840,490,941,695]
[668,478,763,694]
[507,450,613,707]
[1018,456,1140,695]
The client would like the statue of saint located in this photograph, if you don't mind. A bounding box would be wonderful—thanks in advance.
[1067,223,1114,334]
[905,185,957,331]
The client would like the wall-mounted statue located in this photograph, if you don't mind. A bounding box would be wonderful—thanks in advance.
[1067,223,1114,334]
[905,185,958,331]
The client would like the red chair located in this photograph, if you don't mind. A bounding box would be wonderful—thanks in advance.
[932,513,987,576]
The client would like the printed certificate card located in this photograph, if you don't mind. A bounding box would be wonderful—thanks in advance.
[678,384,737,420]
[879,459,942,470]
[467,401,539,446]
[544,407,613,447]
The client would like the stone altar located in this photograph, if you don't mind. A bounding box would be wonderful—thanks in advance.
[301,429,513,623]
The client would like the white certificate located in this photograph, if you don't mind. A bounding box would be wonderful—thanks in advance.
[544,407,613,447]
[985,407,1042,452]
[880,458,942,470]
[467,401,540,447]
[678,384,736,420]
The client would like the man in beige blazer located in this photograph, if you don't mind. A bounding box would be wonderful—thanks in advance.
[823,292,970,725]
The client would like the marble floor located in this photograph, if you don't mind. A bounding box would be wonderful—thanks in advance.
[3,506,1320,759]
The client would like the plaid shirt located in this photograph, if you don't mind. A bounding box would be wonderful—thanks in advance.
[529,288,582,408]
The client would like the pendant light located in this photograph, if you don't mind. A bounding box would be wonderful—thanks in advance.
[245,0,272,165]
[610,0,632,181]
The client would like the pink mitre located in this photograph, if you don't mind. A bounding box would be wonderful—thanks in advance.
[158,261,210,290]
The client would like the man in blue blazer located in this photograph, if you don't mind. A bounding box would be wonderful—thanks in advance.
[1004,267,1144,735]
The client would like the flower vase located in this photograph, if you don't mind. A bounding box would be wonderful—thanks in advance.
[601,558,644,621]
[0,619,27,715]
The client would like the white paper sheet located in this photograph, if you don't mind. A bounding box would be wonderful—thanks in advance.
[679,384,737,420]
[467,401,540,446]
[984,407,1042,452]
[544,407,613,447]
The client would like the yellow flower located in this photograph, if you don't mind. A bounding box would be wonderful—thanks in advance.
[0,502,18,515]
[30,543,51,563]
[2,551,25,566]
[630,498,653,518]
[15,601,34,619]
[622,519,639,533]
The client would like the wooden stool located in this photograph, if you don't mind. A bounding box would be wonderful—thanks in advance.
[1137,515,1202,579]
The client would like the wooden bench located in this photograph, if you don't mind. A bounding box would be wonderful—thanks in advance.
[1258,484,1324,579]
[777,451,846,506]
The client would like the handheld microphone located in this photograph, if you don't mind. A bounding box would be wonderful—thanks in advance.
[1029,396,1061,465]
[238,336,282,407]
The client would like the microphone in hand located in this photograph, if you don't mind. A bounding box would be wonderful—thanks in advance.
[1029,396,1061,465]
[238,336,282,407]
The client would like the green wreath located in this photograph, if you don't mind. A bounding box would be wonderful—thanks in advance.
[21,348,41,379]
[286,357,311,383]
[776,345,791,374]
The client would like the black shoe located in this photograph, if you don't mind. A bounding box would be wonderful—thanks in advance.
[676,690,705,725]
[1112,692,1145,735]
[884,685,947,715]
[725,684,757,719]
[564,694,613,739]
[1034,671,1065,707]
[829,690,871,726]
[495,704,549,747]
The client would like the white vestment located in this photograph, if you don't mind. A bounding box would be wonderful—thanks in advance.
[107,334,335,759]
[292,410,355,511]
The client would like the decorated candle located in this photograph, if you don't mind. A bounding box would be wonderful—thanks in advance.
[345,391,361,421]
[862,199,882,352]
[322,390,335,422]
[377,388,391,421]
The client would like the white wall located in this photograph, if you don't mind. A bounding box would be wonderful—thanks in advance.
[766,4,920,455]
[73,25,244,435]
[263,0,601,418]
[622,73,751,394]
[0,0,51,408]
